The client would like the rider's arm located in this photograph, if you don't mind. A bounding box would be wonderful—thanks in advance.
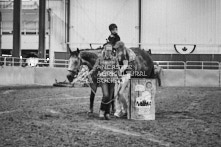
[88,58,100,75]
[108,35,114,44]
[114,58,122,83]
[120,60,129,74]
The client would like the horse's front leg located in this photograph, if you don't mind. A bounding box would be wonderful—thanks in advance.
[89,84,97,113]
[111,91,115,114]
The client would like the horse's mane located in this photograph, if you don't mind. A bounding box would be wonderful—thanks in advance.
[130,47,155,78]
[130,48,152,61]
[69,49,99,69]
[120,47,152,62]
[79,51,98,62]
[80,48,102,52]
[70,49,99,60]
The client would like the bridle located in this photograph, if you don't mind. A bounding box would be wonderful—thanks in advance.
[77,53,93,70]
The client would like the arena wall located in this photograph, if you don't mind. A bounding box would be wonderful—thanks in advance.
[161,69,185,87]
[34,67,68,85]
[0,66,35,85]
[0,67,68,86]
[0,67,221,87]
[161,69,220,87]
[185,70,220,87]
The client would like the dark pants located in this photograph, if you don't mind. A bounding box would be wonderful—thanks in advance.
[155,73,161,86]
[100,83,115,114]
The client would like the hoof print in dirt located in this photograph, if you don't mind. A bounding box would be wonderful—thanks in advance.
[73,83,85,88]
[87,111,93,115]
[7,116,14,122]
[87,112,97,118]
[39,109,62,119]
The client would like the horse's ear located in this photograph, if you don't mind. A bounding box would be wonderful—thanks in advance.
[68,47,72,54]
[148,49,152,55]
[77,48,80,54]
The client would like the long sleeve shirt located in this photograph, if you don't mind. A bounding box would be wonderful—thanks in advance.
[89,56,120,79]
[120,48,136,74]
[108,34,120,46]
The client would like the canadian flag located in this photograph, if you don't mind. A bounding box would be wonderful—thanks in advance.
[174,44,196,54]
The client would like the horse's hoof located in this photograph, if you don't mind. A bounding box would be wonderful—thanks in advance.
[87,111,93,116]
[88,109,93,113]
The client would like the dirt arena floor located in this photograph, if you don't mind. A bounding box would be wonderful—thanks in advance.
[0,86,221,147]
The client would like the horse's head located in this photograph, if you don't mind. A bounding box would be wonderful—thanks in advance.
[114,41,127,62]
[67,48,99,82]
[68,48,81,76]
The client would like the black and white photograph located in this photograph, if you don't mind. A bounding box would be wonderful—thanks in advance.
[0,0,221,146]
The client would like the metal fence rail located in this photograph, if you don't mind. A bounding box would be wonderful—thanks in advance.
[0,57,69,68]
[1,56,221,70]
[154,61,221,70]
[154,61,186,69]
[186,61,220,70]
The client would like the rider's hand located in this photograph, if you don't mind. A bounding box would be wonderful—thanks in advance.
[117,78,122,84]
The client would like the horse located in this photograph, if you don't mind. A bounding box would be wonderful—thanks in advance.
[67,45,155,114]
[67,48,100,113]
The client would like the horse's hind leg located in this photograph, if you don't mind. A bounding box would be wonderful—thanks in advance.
[89,86,97,113]
[89,91,95,113]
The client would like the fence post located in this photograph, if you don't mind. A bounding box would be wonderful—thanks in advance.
[20,58,22,67]
[4,57,6,66]
[12,57,14,66]
[202,62,203,70]
[184,62,186,87]
[219,63,221,87]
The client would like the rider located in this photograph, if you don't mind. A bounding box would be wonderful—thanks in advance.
[88,43,120,120]
[113,41,136,117]
[108,23,120,47]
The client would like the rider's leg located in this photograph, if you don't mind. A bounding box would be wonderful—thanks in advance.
[100,83,109,118]
[118,74,130,116]
[108,83,115,113]
[119,81,129,115]
[114,83,123,117]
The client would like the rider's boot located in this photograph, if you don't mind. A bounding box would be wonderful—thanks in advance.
[99,110,105,119]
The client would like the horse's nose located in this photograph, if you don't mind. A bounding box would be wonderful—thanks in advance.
[67,66,75,72]
[67,69,73,72]
[67,69,79,75]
